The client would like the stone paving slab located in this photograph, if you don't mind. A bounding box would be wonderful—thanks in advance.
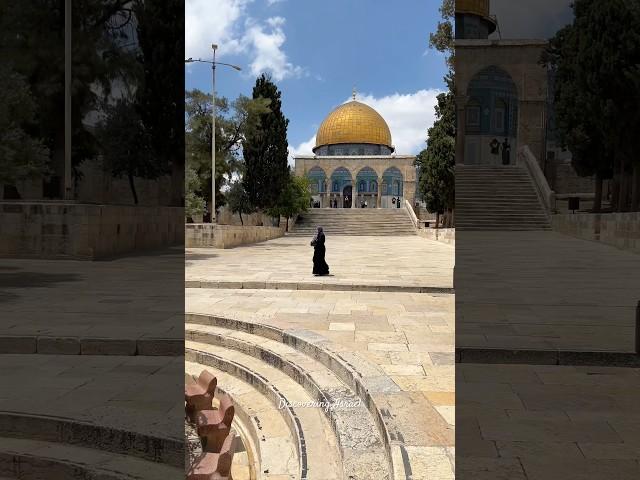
[0,248,183,349]
[0,354,184,440]
[457,231,640,352]
[186,287,455,478]
[186,235,454,290]
[457,363,640,479]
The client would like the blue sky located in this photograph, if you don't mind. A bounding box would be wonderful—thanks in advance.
[185,0,448,161]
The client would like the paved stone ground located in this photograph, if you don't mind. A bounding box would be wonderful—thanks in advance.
[457,363,640,480]
[457,231,640,352]
[0,247,183,351]
[186,234,456,479]
[0,354,184,440]
[186,235,454,290]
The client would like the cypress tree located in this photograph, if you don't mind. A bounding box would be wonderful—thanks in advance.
[243,74,290,211]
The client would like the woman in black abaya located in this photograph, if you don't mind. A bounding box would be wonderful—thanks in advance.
[311,226,330,276]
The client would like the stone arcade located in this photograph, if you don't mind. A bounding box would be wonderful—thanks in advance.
[294,92,416,210]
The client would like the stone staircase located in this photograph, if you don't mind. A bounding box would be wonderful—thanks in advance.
[456,165,551,231]
[289,208,416,236]
[184,313,416,480]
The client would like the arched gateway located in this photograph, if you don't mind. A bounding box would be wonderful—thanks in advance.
[294,92,416,209]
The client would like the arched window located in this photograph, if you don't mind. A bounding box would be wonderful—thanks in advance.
[333,181,339,192]
[371,181,378,193]
[359,180,366,192]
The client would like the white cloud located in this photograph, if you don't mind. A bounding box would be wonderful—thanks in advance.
[266,0,285,6]
[185,0,251,59]
[186,1,304,81]
[290,89,442,157]
[242,17,305,81]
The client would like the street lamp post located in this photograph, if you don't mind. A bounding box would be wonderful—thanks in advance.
[185,48,241,223]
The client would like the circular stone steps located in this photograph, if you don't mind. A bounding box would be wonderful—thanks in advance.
[186,324,391,480]
[184,314,415,480]
[185,341,345,480]
[185,361,296,480]
[0,437,183,480]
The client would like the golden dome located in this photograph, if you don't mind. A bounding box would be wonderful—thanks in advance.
[314,100,392,150]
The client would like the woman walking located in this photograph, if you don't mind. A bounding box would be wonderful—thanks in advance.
[311,226,330,276]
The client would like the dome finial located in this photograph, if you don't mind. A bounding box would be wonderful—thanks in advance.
[352,86,356,101]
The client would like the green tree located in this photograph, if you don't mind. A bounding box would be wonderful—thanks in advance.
[185,166,205,220]
[185,90,270,217]
[242,74,290,212]
[133,0,184,206]
[97,98,165,204]
[416,0,455,226]
[544,0,640,212]
[0,0,139,195]
[226,181,254,225]
[268,173,311,232]
[0,66,49,189]
[416,92,456,227]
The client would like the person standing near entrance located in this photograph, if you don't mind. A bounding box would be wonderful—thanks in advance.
[501,138,511,165]
[311,226,329,276]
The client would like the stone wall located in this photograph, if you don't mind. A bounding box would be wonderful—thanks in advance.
[417,228,456,246]
[552,213,640,253]
[0,202,184,259]
[185,224,286,249]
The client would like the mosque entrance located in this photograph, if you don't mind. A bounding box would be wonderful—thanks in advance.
[343,186,352,208]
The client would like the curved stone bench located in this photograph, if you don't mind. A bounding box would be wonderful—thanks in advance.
[185,313,413,480]
[186,344,343,480]
[186,323,390,480]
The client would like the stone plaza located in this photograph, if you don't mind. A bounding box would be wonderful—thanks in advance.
[185,233,455,480]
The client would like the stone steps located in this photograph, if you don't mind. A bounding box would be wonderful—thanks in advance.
[186,323,391,480]
[185,361,296,480]
[456,165,551,231]
[0,437,183,480]
[292,209,416,236]
[185,313,417,480]
[185,340,345,480]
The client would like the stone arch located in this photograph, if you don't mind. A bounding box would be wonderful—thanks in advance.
[382,167,403,197]
[355,167,378,193]
[464,65,518,165]
[306,166,327,193]
[329,167,352,193]
[461,63,523,101]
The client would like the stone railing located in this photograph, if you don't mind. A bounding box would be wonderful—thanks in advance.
[552,212,640,253]
[185,224,285,249]
[404,199,419,229]
[519,145,556,213]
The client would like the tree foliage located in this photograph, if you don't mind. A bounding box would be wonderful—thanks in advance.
[267,172,311,231]
[0,66,49,187]
[416,92,455,223]
[185,89,270,217]
[242,74,290,211]
[0,0,140,188]
[543,0,640,211]
[417,0,455,226]
[226,181,254,225]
